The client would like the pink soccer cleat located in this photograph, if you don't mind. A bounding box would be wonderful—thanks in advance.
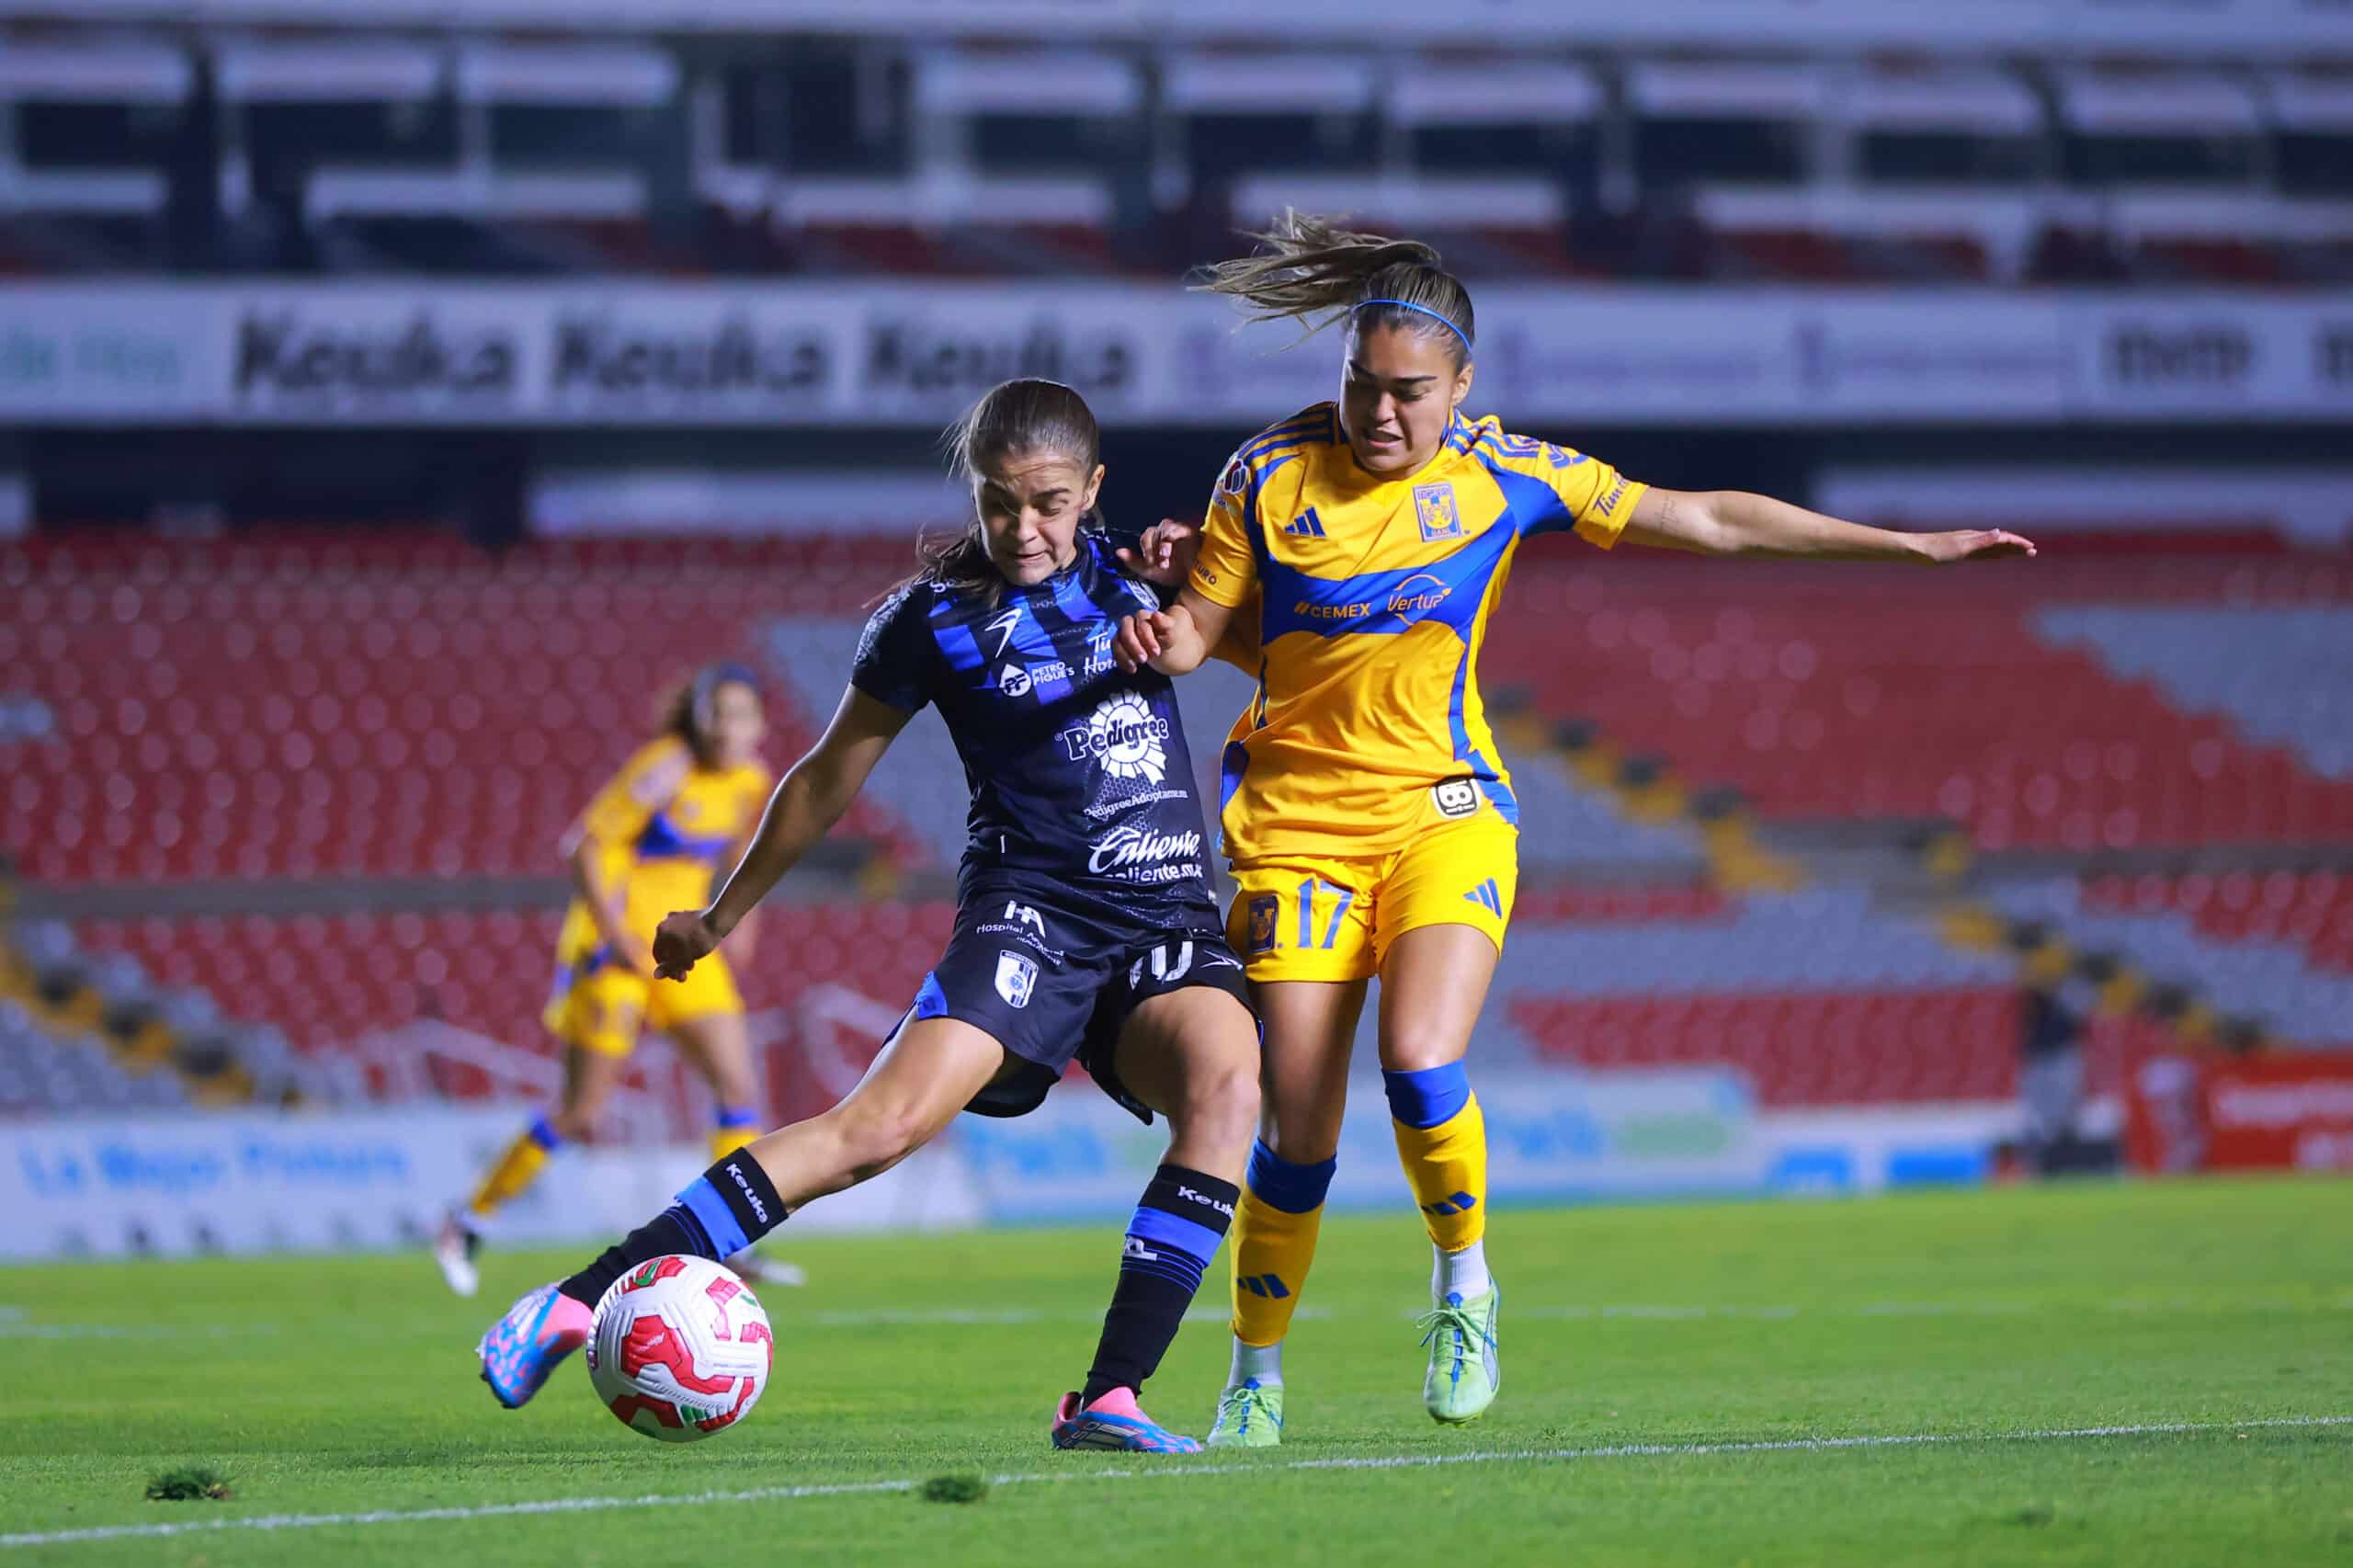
[477,1283,594,1410]
[1050,1387,1203,1453]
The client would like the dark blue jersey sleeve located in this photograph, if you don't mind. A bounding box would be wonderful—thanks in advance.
[1092,520,1182,608]
[849,583,937,714]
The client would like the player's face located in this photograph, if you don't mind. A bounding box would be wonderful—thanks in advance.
[972,450,1104,585]
[705,681,766,767]
[1339,322,1473,476]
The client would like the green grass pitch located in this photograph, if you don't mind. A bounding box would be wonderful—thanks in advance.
[3,1178,2347,1566]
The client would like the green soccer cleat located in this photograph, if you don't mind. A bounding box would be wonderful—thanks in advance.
[1417,1280,1500,1425]
[1205,1378,1285,1449]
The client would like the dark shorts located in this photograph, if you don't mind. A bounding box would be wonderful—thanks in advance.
[890,881,1255,1125]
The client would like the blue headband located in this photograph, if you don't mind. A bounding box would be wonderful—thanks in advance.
[692,661,760,725]
[1351,298,1472,356]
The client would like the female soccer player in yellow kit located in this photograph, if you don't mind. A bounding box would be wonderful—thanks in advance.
[1115,213,2034,1445]
[435,664,801,1296]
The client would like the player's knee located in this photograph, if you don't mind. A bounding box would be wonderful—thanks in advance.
[834,1098,941,1182]
[1378,1029,1468,1076]
[1176,1054,1259,1145]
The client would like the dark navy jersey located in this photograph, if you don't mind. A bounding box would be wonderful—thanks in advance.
[851,534,1216,915]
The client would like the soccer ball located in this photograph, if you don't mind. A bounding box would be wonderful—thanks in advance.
[585,1256,772,1442]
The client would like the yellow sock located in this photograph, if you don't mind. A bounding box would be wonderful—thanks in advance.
[466,1116,561,1220]
[710,1114,760,1163]
[1230,1141,1336,1346]
[1384,1066,1488,1255]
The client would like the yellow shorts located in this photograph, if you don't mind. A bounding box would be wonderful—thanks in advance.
[1225,813,1518,984]
[541,949,744,1058]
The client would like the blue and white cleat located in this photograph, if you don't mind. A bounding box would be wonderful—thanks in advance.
[1418,1279,1501,1425]
[476,1283,593,1410]
[1051,1388,1203,1453]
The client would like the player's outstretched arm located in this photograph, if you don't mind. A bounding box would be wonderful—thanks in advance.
[1112,586,1234,677]
[653,687,909,980]
[1621,487,2037,565]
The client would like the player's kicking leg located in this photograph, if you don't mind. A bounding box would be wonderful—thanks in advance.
[475,1016,1001,1409]
[1051,968,1257,1454]
[668,1014,808,1290]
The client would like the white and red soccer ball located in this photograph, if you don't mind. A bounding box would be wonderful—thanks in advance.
[585,1256,771,1442]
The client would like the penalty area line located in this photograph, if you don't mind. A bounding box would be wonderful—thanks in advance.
[6,1415,2347,1549]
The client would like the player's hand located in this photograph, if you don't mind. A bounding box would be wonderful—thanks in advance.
[1115,517,1200,586]
[1916,528,2037,565]
[651,910,721,982]
[1113,609,1173,673]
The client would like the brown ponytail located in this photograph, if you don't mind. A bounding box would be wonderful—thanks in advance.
[1193,209,1475,367]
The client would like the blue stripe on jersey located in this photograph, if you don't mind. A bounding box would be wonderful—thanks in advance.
[635,810,735,861]
[931,614,985,672]
[1472,449,1576,539]
[1240,414,1325,467]
[1253,453,1304,491]
[1127,1203,1226,1265]
[1446,620,1521,825]
[1217,739,1250,855]
[1258,524,1510,643]
[1062,542,1155,626]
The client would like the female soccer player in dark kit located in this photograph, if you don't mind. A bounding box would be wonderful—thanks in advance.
[476,378,1260,1454]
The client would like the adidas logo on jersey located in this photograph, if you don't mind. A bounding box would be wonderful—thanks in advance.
[1462,879,1504,916]
[1237,1274,1291,1300]
[1281,507,1327,538]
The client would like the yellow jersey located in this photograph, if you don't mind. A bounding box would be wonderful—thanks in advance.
[552,737,773,970]
[1188,402,1645,865]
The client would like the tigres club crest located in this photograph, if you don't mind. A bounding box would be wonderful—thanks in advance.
[1245,893,1279,955]
[1414,483,1463,542]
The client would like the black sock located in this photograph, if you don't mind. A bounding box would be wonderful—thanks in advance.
[1080,1165,1239,1408]
[558,1153,790,1308]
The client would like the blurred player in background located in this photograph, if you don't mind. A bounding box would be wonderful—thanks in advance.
[436,664,803,1295]
[475,379,1261,1454]
[1117,212,2035,1445]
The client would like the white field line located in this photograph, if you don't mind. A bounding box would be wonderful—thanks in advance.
[0,1295,2332,1341]
[0,1296,2331,1340]
[6,1415,2347,1551]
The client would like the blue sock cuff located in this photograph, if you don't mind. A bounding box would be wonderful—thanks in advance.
[714,1105,760,1131]
[1383,1063,1471,1130]
[1245,1139,1336,1215]
[674,1175,748,1259]
[528,1115,563,1152]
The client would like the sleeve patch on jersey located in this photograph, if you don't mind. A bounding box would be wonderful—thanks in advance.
[1414,483,1464,542]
